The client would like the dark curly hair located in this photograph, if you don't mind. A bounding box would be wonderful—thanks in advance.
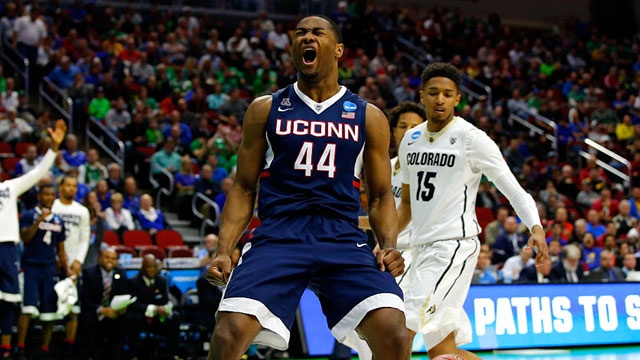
[420,62,461,91]
[387,102,427,130]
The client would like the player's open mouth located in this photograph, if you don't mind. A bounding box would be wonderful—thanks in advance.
[303,48,317,65]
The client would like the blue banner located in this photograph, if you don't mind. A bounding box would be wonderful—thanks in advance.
[298,283,640,356]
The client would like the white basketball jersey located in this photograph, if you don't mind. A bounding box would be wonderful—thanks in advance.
[52,199,91,266]
[399,117,511,245]
[391,157,410,249]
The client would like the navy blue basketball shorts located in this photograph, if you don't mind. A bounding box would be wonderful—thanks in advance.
[22,263,60,320]
[218,215,405,351]
[0,242,20,303]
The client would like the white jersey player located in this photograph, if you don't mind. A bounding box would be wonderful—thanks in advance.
[52,176,91,275]
[350,102,426,360]
[0,120,66,359]
[397,63,549,360]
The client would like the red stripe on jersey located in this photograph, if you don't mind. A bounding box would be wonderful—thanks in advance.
[352,180,360,189]
[260,171,271,178]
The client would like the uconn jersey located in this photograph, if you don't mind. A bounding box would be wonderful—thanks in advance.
[259,83,366,222]
[19,207,65,265]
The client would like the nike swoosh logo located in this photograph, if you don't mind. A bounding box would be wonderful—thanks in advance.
[408,140,418,145]
[278,107,294,112]
[356,243,368,247]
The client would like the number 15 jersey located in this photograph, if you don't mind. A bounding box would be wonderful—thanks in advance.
[258,83,367,223]
[398,117,515,246]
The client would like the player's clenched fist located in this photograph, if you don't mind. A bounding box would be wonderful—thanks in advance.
[375,248,405,277]
[206,254,232,286]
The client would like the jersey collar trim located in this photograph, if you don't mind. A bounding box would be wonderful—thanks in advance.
[293,82,347,115]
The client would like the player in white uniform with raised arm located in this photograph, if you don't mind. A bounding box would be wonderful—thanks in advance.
[51,175,91,356]
[397,62,549,360]
[0,120,66,359]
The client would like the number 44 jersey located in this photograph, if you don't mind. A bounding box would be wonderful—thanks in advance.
[398,116,516,246]
[259,83,367,223]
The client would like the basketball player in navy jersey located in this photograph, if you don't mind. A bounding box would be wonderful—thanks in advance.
[206,15,410,360]
[0,119,65,359]
[17,183,67,359]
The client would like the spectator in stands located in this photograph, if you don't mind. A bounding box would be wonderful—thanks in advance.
[214,176,233,213]
[66,167,90,203]
[194,163,220,199]
[2,77,19,110]
[95,180,112,211]
[197,234,219,271]
[62,134,87,168]
[12,5,46,74]
[591,100,619,134]
[550,244,584,283]
[621,253,638,277]
[556,164,579,200]
[150,137,181,176]
[130,254,181,359]
[586,209,606,239]
[163,110,192,148]
[175,155,196,221]
[548,238,563,263]
[211,111,242,154]
[577,179,600,212]
[483,206,510,248]
[106,163,124,194]
[615,114,636,145]
[0,3,17,45]
[545,207,574,242]
[472,250,498,284]
[105,192,135,237]
[122,176,141,214]
[582,232,602,271]
[14,144,39,176]
[206,154,229,183]
[79,247,133,360]
[145,114,164,147]
[585,250,625,282]
[592,187,619,223]
[492,216,528,265]
[518,259,553,284]
[48,56,79,90]
[78,148,107,190]
[0,107,33,146]
[88,87,111,121]
[614,200,638,237]
[502,247,535,284]
[104,97,131,136]
[135,194,168,236]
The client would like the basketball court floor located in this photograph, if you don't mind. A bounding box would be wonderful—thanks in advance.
[289,345,640,359]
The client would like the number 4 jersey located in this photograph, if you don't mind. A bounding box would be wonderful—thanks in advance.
[398,116,519,246]
[259,83,367,223]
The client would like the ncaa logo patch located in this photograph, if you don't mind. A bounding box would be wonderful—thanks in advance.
[343,101,357,112]
[411,131,421,140]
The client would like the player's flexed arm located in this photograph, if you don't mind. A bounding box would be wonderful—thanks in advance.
[207,95,271,286]
[363,104,404,277]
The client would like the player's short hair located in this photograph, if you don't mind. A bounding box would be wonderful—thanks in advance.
[59,175,77,186]
[39,182,54,193]
[301,15,343,43]
[421,62,461,91]
[387,102,426,130]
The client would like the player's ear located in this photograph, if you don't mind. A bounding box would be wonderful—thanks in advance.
[335,43,344,59]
